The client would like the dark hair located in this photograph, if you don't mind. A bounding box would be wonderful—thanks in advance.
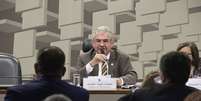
[184,91,201,101]
[36,46,65,75]
[177,42,200,71]
[160,51,191,84]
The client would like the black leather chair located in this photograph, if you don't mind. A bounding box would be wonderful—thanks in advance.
[82,39,92,53]
[0,53,22,85]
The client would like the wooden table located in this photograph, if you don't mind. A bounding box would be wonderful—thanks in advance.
[88,88,131,101]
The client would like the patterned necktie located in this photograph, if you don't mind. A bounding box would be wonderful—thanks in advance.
[101,61,108,76]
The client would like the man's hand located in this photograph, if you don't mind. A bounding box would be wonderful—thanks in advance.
[117,78,123,86]
[89,54,107,67]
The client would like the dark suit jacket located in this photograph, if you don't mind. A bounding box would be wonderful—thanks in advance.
[4,77,89,101]
[77,48,137,85]
[119,84,198,101]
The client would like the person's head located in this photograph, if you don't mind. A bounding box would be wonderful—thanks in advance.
[91,26,115,55]
[159,51,191,85]
[184,91,201,101]
[44,94,72,101]
[34,46,66,78]
[177,42,200,70]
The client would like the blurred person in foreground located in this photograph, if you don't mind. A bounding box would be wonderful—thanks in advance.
[5,46,89,101]
[119,51,198,101]
[76,26,137,86]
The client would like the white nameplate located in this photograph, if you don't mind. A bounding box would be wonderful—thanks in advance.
[83,76,117,90]
[186,77,201,90]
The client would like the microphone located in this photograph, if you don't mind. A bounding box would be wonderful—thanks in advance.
[100,49,105,54]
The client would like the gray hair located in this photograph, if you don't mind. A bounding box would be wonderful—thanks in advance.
[44,94,72,101]
[91,26,115,42]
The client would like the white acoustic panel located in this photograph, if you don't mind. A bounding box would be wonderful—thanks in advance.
[51,40,71,79]
[108,0,134,14]
[60,23,83,40]
[159,24,181,36]
[14,30,36,58]
[160,0,188,27]
[92,10,115,33]
[182,12,201,35]
[59,0,83,26]
[22,6,47,29]
[139,52,158,61]
[188,0,201,9]
[118,44,137,55]
[136,12,160,26]
[178,34,199,43]
[36,31,60,43]
[19,56,36,80]
[142,31,162,52]
[119,21,141,45]
[163,38,179,53]
[137,0,166,15]
[131,61,143,79]
[84,0,107,12]
[0,19,21,33]
[15,0,42,12]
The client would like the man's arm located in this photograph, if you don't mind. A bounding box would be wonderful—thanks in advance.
[119,54,138,85]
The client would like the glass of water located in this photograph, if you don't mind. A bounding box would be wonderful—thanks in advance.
[73,73,80,87]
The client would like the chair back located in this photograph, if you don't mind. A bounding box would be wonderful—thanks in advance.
[82,39,92,53]
[0,54,22,85]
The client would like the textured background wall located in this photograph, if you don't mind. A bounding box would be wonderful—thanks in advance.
[0,0,201,80]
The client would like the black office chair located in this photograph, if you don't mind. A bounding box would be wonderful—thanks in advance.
[0,53,22,85]
[82,39,92,53]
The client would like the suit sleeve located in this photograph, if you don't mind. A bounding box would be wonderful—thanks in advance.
[4,88,23,101]
[119,54,137,85]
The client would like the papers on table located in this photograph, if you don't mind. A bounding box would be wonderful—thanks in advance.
[186,77,201,90]
[83,75,117,90]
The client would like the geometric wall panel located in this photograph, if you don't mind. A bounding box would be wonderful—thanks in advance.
[13,30,36,58]
[93,10,116,33]
[15,0,42,12]
[159,24,181,36]
[188,0,201,8]
[137,0,166,15]
[60,23,83,40]
[108,0,135,14]
[118,44,137,55]
[119,21,142,45]
[160,0,188,27]
[142,31,163,52]
[59,0,83,26]
[22,8,47,29]
[21,0,47,29]
[182,12,201,35]
[136,12,160,26]
[163,38,179,53]
[139,52,158,61]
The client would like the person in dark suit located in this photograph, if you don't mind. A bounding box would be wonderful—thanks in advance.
[76,26,137,86]
[119,51,198,101]
[4,46,89,101]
